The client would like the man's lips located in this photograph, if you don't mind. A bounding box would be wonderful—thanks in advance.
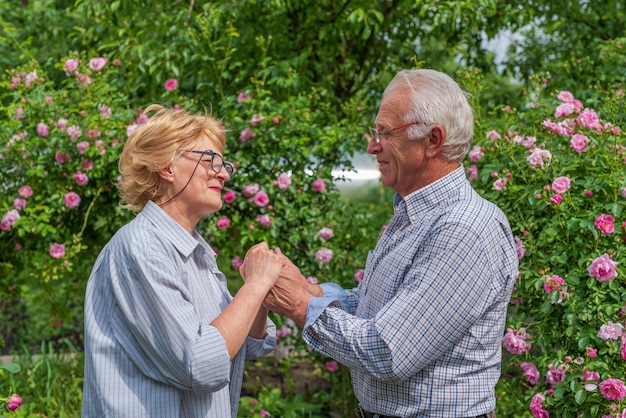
[209,186,222,193]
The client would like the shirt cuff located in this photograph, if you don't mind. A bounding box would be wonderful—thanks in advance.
[304,283,347,329]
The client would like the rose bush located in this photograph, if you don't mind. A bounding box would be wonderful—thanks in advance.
[467,70,626,416]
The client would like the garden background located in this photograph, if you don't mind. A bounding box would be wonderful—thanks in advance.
[1,0,625,417]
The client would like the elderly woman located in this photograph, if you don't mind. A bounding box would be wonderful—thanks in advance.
[82,104,280,418]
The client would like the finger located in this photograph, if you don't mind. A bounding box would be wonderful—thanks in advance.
[256,242,270,251]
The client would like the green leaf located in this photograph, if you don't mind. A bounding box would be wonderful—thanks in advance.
[0,363,21,373]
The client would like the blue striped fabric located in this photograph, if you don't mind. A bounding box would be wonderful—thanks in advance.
[82,201,276,417]
[303,166,518,417]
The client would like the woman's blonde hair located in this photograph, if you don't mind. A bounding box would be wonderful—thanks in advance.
[118,104,226,212]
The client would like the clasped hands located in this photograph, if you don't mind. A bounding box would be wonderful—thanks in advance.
[239,242,321,327]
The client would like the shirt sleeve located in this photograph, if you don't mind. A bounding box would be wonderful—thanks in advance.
[245,317,277,360]
[109,238,232,393]
[302,221,510,383]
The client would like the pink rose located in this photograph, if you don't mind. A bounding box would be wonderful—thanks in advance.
[89,57,107,71]
[6,394,22,411]
[74,171,89,186]
[587,253,618,282]
[63,59,79,75]
[242,183,260,197]
[82,159,94,171]
[250,114,265,126]
[581,370,600,382]
[599,378,626,401]
[315,247,333,264]
[276,325,292,338]
[578,108,601,130]
[49,243,65,259]
[527,148,552,168]
[164,78,178,91]
[306,276,318,285]
[18,185,33,198]
[240,127,251,142]
[594,214,615,234]
[256,214,271,227]
[64,192,81,208]
[1,210,20,231]
[514,236,525,259]
[502,327,532,355]
[252,191,270,207]
[312,179,326,192]
[37,122,49,137]
[216,215,231,229]
[493,178,507,190]
[543,275,565,293]
[520,362,540,385]
[13,198,27,211]
[275,173,291,190]
[76,141,89,154]
[545,363,566,385]
[354,269,365,283]
[586,348,598,358]
[55,150,70,164]
[555,102,574,118]
[57,118,68,130]
[465,164,478,181]
[318,227,333,240]
[550,194,562,205]
[468,145,483,162]
[551,177,571,194]
[597,322,624,340]
[325,361,339,373]
[223,191,236,204]
[67,125,82,141]
[237,92,251,103]
[570,133,589,153]
[99,105,112,117]
[486,130,501,140]
[557,91,574,102]
[232,256,243,270]
[529,393,549,418]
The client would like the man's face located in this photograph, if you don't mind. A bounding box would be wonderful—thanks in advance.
[367,87,429,197]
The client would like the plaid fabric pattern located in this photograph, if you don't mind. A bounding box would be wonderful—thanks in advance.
[303,167,518,417]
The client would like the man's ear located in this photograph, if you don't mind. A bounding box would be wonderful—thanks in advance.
[425,125,446,158]
[157,164,175,183]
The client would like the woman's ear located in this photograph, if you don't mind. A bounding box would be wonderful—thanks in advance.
[157,164,175,183]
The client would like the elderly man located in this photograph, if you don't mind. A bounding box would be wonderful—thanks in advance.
[255,69,518,418]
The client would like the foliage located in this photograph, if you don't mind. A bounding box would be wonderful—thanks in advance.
[0,52,138,351]
[467,69,626,416]
[491,0,626,97]
[0,341,82,418]
[7,0,514,113]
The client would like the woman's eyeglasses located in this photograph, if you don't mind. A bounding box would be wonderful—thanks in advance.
[182,150,235,176]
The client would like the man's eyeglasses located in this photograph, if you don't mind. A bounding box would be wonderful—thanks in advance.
[368,121,420,144]
[182,150,235,176]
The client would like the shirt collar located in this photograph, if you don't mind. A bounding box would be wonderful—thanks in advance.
[396,165,467,223]
[140,201,214,259]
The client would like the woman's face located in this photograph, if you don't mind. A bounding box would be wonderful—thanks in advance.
[163,134,231,226]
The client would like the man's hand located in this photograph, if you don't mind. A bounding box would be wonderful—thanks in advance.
[263,248,315,327]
